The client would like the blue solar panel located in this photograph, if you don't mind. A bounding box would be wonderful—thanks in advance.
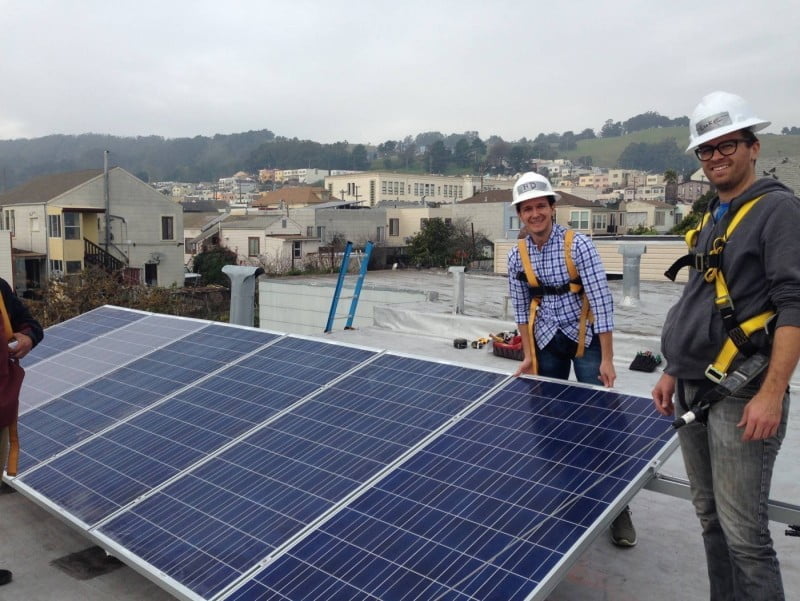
[22,306,148,366]
[18,338,377,525]
[15,322,280,473]
[220,377,674,601]
[20,314,209,414]
[13,307,677,601]
[96,356,508,600]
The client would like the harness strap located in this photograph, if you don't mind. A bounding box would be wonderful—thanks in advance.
[517,239,540,374]
[516,230,594,369]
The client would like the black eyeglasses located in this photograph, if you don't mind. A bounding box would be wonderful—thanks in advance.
[694,138,751,161]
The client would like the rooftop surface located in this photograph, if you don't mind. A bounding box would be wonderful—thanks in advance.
[2,268,798,601]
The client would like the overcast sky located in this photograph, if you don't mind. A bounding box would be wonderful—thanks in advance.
[1,0,798,145]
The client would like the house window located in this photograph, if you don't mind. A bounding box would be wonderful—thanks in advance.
[161,216,174,240]
[49,259,63,276]
[389,218,400,236]
[184,238,197,254]
[66,260,82,274]
[30,215,40,232]
[3,209,14,235]
[281,218,287,229]
[48,214,62,238]
[64,212,81,240]
[569,210,589,229]
[248,237,260,257]
[293,241,301,259]
[509,216,520,231]
[306,226,314,237]
[316,225,325,240]
[655,211,666,226]
[592,213,607,230]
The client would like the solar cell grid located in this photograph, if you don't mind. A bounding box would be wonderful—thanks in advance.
[17,337,377,525]
[19,313,208,414]
[97,356,507,600]
[225,376,674,601]
[22,306,148,366]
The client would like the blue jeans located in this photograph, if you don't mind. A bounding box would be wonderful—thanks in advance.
[536,330,602,385]
[677,380,789,601]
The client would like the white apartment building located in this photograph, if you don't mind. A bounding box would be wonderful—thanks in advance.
[323,172,514,207]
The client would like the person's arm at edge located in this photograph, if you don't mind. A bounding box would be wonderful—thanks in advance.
[597,331,615,387]
[514,323,534,377]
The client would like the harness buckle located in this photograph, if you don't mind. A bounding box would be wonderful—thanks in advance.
[704,364,726,384]
[715,294,734,311]
[693,253,706,271]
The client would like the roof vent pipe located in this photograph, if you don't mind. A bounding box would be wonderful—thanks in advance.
[448,266,466,314]
[618,244,647,307]
[223,265,265,326]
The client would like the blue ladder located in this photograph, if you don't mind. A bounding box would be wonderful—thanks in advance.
[324,241,374,332]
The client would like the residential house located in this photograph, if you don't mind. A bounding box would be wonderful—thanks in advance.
[0,167,185,293]
[555,191,616,236]
[381,202,454,248]
[218,214,320,271]
[291,201,388,247]
[456,189,513,242]
[623,199,675,233]
[677,179,712,203]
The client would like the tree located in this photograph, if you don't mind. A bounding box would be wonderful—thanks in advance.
[407,218,455,268]
[600,119,623,138]
[671,189,715,234]
[453,138,471,168]
[350,144,369,170]
[508,145,530,173]
[426,140,451,173]
[192,247,238,286]
[663,169,679,185]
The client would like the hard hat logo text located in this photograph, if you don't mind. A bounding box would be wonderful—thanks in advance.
[696,111,732,136]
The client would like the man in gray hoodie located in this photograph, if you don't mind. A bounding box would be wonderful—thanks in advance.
[652,91,800,600]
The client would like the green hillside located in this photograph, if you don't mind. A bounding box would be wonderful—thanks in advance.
[561,127,800,168]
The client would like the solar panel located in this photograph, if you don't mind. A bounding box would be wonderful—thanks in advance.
[218,377,674,601]
[17,337,377,525]
[95,355,509,599]
[9,307,677,601]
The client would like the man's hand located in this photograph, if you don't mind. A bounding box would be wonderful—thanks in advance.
[598,358,616,388]
[514,357,534,377]
[652,373,676,417]
[738,391,783,441]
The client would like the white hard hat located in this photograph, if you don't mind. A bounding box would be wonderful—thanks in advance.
[686,91,770,153]
[512,172,559,206]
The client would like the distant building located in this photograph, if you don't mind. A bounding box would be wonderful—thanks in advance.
[0,167,185,293]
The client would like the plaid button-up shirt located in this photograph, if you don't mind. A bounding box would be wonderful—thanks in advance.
[507,224,614,350]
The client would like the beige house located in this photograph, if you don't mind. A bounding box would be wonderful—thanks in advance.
[0,167,185,293]
[623,199,675,233]
[218,214,320,270]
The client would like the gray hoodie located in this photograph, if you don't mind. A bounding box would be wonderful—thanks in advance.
[661,178,800,379]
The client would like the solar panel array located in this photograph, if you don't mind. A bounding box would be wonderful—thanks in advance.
[10,306,677,601]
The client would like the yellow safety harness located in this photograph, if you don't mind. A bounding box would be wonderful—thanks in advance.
[516,229,593,374]
[665,195,773,382]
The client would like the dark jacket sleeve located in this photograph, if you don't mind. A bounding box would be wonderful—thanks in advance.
[0,278,43,348]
